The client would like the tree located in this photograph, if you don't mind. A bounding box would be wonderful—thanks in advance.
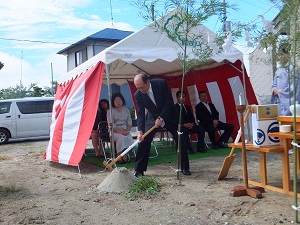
[0,82,57,99]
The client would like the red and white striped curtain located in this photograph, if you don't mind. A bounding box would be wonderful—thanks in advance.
[44,62,105,166]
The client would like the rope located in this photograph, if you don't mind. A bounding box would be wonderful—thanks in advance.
[170,166,181,173]
[292,205,300,211]
[291,142,300,148]
[77,165,82,179]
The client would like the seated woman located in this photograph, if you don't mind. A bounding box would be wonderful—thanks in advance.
[107,92,134,164]
[99,99,109,121]
[91,101,104,158]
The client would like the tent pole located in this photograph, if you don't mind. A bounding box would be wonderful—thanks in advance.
[106,64,116,163]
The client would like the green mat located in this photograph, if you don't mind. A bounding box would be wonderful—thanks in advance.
[82,141,241,169]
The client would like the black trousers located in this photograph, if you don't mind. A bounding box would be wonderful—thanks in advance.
[200,121,234,145]
[183,125,205,150]
[135,122,189,173]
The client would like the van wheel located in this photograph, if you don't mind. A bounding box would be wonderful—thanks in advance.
[0,129,9,144]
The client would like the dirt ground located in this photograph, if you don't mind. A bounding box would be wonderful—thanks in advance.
[0,138,299,225]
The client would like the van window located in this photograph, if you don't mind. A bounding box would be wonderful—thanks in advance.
[0,102,12,114]
[16,100,54,114]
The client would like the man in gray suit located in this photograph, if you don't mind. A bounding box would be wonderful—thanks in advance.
[133,74,191,176]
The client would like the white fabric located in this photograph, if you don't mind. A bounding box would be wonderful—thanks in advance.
[58,8,243,85]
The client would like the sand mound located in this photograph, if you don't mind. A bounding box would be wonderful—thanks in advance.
[97,167,136,193]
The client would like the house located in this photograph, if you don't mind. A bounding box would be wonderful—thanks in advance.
[57,28,134,107]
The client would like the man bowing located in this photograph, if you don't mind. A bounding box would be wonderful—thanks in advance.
[133,74,191,176]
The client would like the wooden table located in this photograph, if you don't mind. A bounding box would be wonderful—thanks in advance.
[268,131,300,197]
[276,116,300,132]
[228,142,286,194]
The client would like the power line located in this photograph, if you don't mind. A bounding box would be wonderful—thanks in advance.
[0,37,72,45]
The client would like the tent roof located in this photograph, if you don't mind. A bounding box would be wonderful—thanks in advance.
[58,10,243,85]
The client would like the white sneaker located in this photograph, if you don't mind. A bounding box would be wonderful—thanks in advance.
[289,149,293,155]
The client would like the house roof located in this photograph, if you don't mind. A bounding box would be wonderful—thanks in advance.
[57,28,133,54]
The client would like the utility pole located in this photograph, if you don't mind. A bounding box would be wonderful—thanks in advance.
[222,0,231,32]
[20,51,23,87]
[151,4,154,21]
[51,63,54,96]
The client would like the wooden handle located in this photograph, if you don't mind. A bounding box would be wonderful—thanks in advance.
[229,147,236,157]
[103,125,157,171]
[244,106,251,123]
[142,125,156,138]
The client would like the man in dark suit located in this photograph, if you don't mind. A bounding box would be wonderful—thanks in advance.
[133,74,191,176]
[175,90,206,154]
[195,90,234,149]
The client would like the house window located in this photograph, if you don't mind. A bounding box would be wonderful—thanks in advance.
[75,48,87,67]
[75,50,83,67]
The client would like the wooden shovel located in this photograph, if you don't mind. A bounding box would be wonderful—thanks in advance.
[218,106,251,180]
[103,125,156,171]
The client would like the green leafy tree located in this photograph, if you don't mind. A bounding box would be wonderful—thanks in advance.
[0,85,29,99]
[0,81,57,99]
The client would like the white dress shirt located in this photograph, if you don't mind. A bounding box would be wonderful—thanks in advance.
[147,84,156,106]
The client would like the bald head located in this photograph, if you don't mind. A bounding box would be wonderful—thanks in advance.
[134,73,150,93]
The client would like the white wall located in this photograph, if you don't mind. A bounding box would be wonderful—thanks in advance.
[249,46,274,104]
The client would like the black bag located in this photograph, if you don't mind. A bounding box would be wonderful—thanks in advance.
[99,122,110,140]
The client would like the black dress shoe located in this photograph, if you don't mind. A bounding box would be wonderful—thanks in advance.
[197,148,207,153]
[133,171,144,177]
[181,169,191,175]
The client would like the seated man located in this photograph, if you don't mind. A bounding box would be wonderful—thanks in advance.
[175,91,206,153]
[195,90,234,149]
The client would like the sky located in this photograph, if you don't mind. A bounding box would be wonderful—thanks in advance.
[0,0,282,89]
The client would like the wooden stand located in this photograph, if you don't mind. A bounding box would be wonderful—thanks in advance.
[230,105,265,199]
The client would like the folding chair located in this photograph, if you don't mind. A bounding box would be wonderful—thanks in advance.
[98,121,112,162]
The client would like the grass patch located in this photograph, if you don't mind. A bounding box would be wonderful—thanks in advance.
[0,184,20,192]
[125,176,160,200]
[82,141,241,169]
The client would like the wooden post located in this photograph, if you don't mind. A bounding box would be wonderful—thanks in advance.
[230,105,265,199]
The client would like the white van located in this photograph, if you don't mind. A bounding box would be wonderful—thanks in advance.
[0,97,54,144]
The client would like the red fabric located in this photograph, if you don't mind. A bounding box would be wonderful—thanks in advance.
[44,62,104,166]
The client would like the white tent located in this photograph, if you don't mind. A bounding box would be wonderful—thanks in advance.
[47,9,257,166]
[58,9,243,86]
